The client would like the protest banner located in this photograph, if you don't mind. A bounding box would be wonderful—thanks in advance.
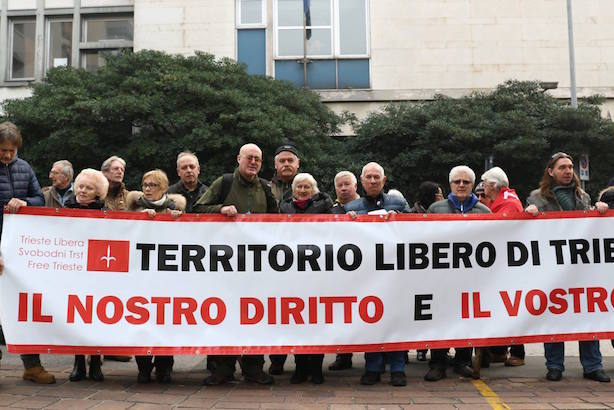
[1,207,613,355]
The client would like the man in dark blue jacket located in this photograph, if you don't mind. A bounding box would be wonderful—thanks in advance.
[0,121,54,384]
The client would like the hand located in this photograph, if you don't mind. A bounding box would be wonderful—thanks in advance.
[170,209,182,219]
[347,211,357,220]
[525,204,539,217]
[385,210,397,220]
[6,198,27,213]
[595,201,609,214]
[220,205,238,217]
[143,209,156,218]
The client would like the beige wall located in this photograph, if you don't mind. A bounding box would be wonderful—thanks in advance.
[370,0,614,93]
[133,0,235,58]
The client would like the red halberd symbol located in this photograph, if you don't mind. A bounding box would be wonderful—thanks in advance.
[87,240,130,272]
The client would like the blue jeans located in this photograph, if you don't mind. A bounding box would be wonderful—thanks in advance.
[365,351,405,373]
[544,341,602,373]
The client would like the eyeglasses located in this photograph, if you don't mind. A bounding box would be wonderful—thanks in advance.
[451,179,472,185]
[477,193,486,198]
[244,155,262,163]
[142,182,160,189]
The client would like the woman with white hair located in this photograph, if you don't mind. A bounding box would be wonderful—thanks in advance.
[65,169,109,382]
[279,173,332,384]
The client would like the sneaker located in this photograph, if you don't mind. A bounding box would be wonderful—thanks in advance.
[424,367,446,382]
[583,369,610,383]
[360,371,381,385]
[390,371,407,386]
[504,356,525,367]
[23,366,56,384]
[244,370,274,385]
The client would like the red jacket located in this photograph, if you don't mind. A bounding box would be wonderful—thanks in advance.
[489,187,523,214]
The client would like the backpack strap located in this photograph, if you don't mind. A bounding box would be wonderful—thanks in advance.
[218,173,234,204]
[260,178,277,212]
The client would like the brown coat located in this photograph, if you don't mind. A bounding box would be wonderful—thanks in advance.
[104,183,130,211]
[126,191,186,213]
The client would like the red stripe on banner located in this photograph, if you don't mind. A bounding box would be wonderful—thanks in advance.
[8,206,614,223]
[8,332,614,355]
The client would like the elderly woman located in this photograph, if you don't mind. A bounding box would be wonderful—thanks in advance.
[424,165,490,382]
[279,173,332,384]
[65,169,109,382]
[126,169,185,383]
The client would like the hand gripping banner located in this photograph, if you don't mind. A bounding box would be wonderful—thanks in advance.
[1,207,613,355]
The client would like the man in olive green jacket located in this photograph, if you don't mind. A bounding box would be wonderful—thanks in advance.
[193,143,278,386]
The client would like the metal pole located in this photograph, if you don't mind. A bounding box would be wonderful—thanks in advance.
[303,13,307,88]
[566,0,578,108]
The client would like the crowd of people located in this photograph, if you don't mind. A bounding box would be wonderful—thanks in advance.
[1,120,613,387]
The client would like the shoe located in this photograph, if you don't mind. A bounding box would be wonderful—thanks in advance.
[490,352,508,363]
[155,367,172,384]
[505,356,525,367]
[416,350,427,361]
[244,370,274,385]
[360,371,381,385]
[453,364,473,378]
[311,371,324,384]
[584,369,610,382]
[268,361,284,375]
[105,355,132,362]
[390,371,407,387]
[23,366,56,384]
[546,368,562,381]
[290,371,308,384]
[89,356,104,382]
[69,356,86,381]
[329,358,352,371]
[203,372,233,386]
[424,367,446,382]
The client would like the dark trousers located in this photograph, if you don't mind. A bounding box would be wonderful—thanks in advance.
[294,354,324,376]
[269,354,287,367]
[208,355,264,377]
[429,347,472,369]
[21,354,41,369]
[136,356,174,373]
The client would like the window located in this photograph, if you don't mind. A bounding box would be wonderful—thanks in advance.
[46,19,73,71]
[275,0,368,58]
[9,19,36,80]
[237,0,266,27]
[80,16,134,71]
[274,0,370,89]
[236,0,267,75]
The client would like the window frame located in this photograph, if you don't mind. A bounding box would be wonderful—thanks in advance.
[236,0,267,28]
[79,14,134,70]
[45,16,73,73]
[273,0,369,60]
[8,17,37,81]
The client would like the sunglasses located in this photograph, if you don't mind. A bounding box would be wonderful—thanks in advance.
[451,179,472,185]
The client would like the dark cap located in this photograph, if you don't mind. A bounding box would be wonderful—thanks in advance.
[274,144,299,157]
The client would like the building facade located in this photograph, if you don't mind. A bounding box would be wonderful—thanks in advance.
[1,0,614,131]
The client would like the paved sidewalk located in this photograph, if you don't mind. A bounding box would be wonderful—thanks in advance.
[2,344,614,409]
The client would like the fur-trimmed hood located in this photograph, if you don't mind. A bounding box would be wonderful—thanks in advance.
[126,191,186,212]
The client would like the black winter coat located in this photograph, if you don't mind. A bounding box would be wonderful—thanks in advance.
[279,192,333,214]
[0,157,44,234]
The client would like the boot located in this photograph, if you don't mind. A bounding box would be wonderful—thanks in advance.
[310,354,324,384]
[136,356,153,383]
[24,366,56,384]
[69,355,86,382]
[290,355,309,384]
[89,355,104,382]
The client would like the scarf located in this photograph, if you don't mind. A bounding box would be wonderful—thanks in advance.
[552,184,576,211]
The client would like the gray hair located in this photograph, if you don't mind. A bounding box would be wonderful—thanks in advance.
[101,155,126,172]
[449,165,475,184]
[292,172,319,194]
[387,189,405,199]
[75,168,109,200]
[53,160,74,182]
[334,170,357,186]
[361,162,385,178]
[177,151,199,166]
[481,166,509,190]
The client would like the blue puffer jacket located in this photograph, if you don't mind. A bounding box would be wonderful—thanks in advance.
[344,192,411,214]
[0,156,44,235]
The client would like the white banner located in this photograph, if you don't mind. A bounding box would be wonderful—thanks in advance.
[1,207,614,355]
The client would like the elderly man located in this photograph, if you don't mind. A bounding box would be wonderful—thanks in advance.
[101,155,129,210]
[344,162,410,386]
[43,160,73,208]
[168,151,208,213]
[480,166,525,367]
[331,170,359,215]
[424,165,490,382]
[193,143,277,385]
[526,152,609,382]
[270,144,300,204]
[0,122,55,384]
